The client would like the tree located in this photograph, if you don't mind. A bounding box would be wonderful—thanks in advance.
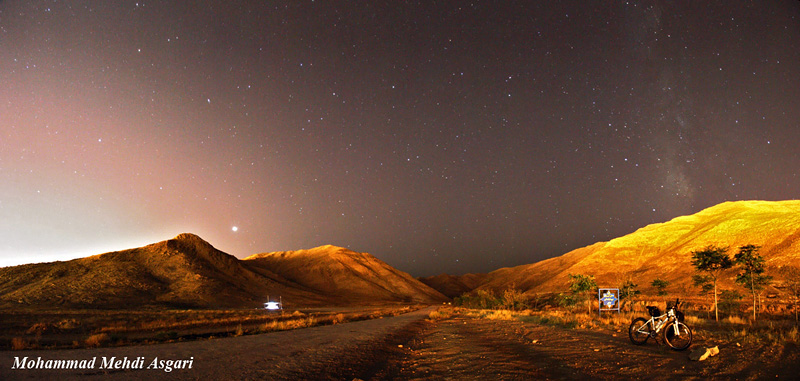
[619,279,640,311]
[651,278,670,296]
[692,274,715,319]
[690,245,733,322]
[778,265,800,323]
[733,244,772,322]
[568,273,597,313]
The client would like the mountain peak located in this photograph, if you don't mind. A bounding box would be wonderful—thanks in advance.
[311,244,349,253]
[172,232,208,243]
[167,233,215,250]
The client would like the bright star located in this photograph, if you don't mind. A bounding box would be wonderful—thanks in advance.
[231,226,238,232]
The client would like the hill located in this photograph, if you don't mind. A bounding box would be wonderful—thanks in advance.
[476,200,800,296]
[0,234,391,309]
[418,273,488,298]
[244,245,449,304]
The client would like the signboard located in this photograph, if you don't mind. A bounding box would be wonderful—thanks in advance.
[598,288,620,315]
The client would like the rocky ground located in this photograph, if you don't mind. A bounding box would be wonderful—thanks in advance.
[2,306,798,380]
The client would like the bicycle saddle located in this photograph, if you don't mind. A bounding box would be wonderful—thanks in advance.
[646,306,661,316]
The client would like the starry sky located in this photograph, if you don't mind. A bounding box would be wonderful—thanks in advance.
[2,1,799,276]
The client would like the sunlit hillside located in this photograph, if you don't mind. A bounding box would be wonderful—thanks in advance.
[477,200,800,295]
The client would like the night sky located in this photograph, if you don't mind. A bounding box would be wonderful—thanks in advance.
[2,1,799,276]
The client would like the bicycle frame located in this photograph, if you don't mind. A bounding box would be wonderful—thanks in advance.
[634,307,680,336]
[629,298,692,350]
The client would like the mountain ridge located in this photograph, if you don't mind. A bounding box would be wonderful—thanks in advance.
[2,200,799,308]
[0,235,444,309]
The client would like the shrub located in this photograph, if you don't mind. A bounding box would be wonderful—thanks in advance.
[500,288,529,311]
[454,290,502,309]
[26,323,50,335]
[784,326,799,343]
[154,331,179,340]
[556,292,578,308]
[56,319,80,330]
[651,278,670,296]
[719,290,744,315]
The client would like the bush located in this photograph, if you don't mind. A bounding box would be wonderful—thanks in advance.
[500,288,529,311]
[26,323,51,335]
[453,290,502,309]
[556,292,578,308]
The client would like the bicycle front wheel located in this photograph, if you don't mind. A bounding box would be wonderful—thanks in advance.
[663,321,692,351]
[628,317,650,345]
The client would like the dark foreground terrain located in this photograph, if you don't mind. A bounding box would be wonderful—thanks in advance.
[2,306,798,380]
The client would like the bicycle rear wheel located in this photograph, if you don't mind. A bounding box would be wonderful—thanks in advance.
[628,317,650,345]
[663,321,692,350]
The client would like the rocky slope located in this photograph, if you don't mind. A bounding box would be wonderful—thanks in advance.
[244,245,449,304]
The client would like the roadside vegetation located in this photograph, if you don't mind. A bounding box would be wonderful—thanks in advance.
[448,247,800,348]
[449,290,800,346]
[2,305,421,350]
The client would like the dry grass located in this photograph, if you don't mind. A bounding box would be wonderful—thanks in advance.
[484,310,516,320]
[261,316,317,332]
[725,315,748,325]
[454,301,800,347]
[428,308,453,320]
[85,333,110,348]
[684,315,703,325]
[1,305,421,349]
[726,319,800,344]
[11,337,29,350]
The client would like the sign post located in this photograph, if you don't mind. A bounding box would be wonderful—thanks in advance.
[598,288,620,316]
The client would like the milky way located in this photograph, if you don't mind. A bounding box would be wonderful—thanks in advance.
[2,1,799,276]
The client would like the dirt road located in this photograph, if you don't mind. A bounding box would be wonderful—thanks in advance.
[381,314,800,380]
[0,306,433,380]
[2,307,798,380]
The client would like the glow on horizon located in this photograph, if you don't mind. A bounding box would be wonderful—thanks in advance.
[0,235,166,268]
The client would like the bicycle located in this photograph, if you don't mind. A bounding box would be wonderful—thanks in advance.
[628,298,692,351]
